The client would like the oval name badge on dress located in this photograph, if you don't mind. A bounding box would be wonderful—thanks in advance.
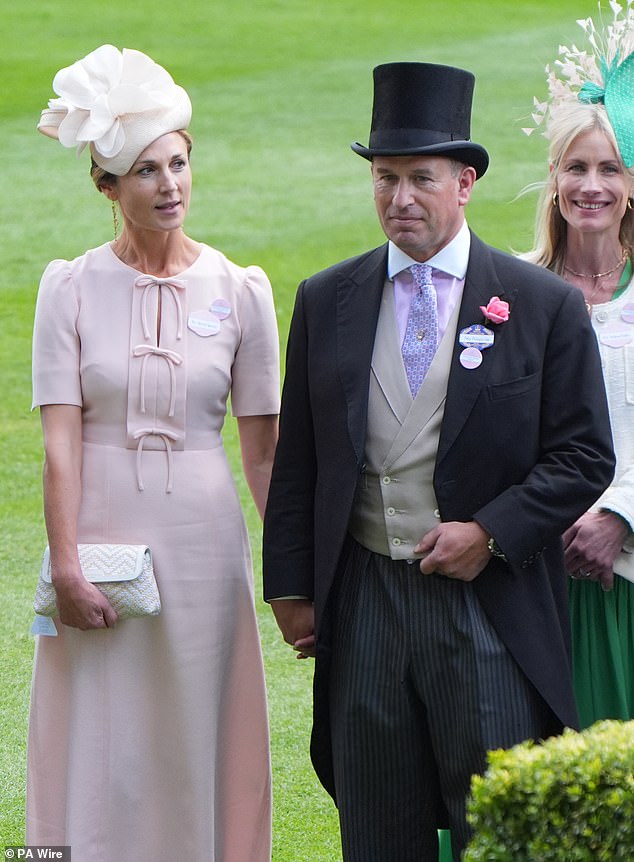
[599,321,633,348]
[210,299,231,320]
[458,324,494,350]
[621,303,634,324]
[459,347,483,369]
[188,310,221,337]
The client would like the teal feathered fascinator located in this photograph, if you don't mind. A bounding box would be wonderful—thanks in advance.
[525,0,634,167]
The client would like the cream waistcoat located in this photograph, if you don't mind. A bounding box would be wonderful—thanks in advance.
[348,280,462,559]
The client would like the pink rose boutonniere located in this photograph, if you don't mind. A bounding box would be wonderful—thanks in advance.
[480,296,510,325]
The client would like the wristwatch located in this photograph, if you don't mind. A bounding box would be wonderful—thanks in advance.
[487,537,507,562]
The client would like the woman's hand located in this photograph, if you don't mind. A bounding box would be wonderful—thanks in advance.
[563,510,630,590]
[40,404,119,629]
[53,574,118,630]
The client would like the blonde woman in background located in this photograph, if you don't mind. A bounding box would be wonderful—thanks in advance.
[522,6,634,727]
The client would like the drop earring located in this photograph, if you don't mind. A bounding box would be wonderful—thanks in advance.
[552,191,559,208]
[111,200,120,240]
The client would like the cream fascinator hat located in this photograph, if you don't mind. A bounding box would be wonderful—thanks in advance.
[38,44,192,176]
[525,0,634,167]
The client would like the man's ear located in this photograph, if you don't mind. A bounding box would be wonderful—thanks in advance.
[457,165,477,207]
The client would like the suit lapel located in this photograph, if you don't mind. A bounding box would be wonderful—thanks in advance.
[336,245,388,463]
[336,236,518,469]
[436,234,517,466]
[371,281,412,424]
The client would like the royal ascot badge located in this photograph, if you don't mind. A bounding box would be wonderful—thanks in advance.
[599,321,633,349]
[187,299,232,337]
[621,303,634,324]
[458,296,510,370]
[459,346,483,369]
[188,310,221,336]
[458,324,494,350]
[210,298,231,320]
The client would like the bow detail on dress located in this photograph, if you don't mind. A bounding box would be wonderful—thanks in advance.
[134,275,186,341]
[132,345,184,417]
[133,427,184,494]
[130,274,187,492]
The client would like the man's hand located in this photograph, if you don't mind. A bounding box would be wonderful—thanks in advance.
[564,510,630,591]
[415,521,492,581]
[270,598,316,659]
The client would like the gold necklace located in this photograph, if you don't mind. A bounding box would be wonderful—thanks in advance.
[583,284,612,314]
[563,248,628,279]
[563,249,629,313]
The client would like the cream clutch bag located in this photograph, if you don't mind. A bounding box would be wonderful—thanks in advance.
[34,544,161,620]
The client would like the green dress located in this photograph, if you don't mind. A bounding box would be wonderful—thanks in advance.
[569,576,634,727]
[569,265,634,729]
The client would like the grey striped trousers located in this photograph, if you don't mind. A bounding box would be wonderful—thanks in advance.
[329,538,552,861]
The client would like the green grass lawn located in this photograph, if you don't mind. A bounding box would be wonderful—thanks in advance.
[1,0,597,857]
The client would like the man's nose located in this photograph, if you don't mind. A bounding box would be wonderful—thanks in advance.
[392,180,415,206]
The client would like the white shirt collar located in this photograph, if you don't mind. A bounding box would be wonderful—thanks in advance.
[387,220,471,279]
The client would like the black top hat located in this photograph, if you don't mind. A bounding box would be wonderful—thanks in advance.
[351,62,489,178]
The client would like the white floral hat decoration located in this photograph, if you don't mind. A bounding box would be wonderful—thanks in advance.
[38,44,192,176]
[525,0,634,167]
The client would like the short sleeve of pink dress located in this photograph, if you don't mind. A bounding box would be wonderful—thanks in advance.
[32,259,83,408]
[230,265,281,416]
[27,242,278,860]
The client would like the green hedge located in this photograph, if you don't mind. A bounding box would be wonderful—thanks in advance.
[464,720,634,862]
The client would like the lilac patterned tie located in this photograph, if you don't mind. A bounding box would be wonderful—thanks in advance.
[401,263,438,396]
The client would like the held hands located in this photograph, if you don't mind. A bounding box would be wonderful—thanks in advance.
[415,521,492,581]
[53,575,118,630]
[270,598,316,659]
[563,510,630,591]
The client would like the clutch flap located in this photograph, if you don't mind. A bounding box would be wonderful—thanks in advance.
[40,544,151,584]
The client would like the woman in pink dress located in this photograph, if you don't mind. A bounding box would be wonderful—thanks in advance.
[28,45,279,861]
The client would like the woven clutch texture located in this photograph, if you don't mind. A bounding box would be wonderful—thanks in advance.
[34,544,161,620]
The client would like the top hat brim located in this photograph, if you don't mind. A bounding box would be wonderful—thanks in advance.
[351,139,489,179]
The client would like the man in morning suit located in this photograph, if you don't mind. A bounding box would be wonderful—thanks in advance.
[262,62,615,861]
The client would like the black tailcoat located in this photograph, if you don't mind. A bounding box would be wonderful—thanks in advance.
[263,232,615,796]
